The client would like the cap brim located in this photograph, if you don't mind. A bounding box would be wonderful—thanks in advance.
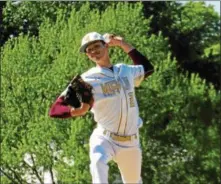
[79,39,105,53]
[79,44,89,53]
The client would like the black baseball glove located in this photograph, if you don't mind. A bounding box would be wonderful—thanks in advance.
[63,75,93,108]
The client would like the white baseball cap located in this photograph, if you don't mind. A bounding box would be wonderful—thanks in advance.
[80,32,106,53]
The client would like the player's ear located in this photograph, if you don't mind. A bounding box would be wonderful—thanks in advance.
[101,40,107,48]
[104,43,108,49]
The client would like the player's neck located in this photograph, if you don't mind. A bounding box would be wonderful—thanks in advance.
[96,57,112,68]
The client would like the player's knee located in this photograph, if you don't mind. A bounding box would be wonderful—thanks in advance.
[90,145,109,173]
[90,154,109,175]
[90,156,106,168]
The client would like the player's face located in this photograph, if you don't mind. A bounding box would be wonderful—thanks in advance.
[85,41,108,64]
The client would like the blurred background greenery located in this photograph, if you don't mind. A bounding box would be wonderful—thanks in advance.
[1,1,220,184]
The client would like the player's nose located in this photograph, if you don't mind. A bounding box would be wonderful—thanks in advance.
[91,49,96,54]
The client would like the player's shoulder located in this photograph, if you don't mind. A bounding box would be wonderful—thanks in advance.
[115,63,126,68]
[81,67,100,81]
[114,63,134,70]
[114,63,129,70]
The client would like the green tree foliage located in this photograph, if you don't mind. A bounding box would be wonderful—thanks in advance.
[1,1,75,46]
[1,1,114,46]
[2,1,220,88]
[142,1,220,62]
[138,62,220,183]
[204,43,220,63]
[141,1,220,89]
[1,2,220,184]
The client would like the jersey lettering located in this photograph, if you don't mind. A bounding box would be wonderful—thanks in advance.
[121,77,131,90]
[101,80,121,96]
[128,92,135,107]
[81,64,144,135]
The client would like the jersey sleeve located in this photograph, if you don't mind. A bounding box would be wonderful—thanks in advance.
[128,64,145,87]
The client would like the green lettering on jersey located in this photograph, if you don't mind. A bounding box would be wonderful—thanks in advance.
[101,80,121,96]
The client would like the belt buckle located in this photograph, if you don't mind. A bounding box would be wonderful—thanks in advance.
[103,130,137,142]
[103,130,107,135]
[111,134,132,142]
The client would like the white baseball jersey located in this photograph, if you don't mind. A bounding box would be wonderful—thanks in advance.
[81,63,144,136]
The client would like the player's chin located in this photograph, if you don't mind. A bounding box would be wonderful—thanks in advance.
[90,56,99,62]
[94,58,103,65]
[91,54,103,61]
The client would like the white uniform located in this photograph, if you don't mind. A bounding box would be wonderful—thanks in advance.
[81,63,144,184]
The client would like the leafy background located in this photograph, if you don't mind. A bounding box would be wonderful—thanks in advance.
[1,1,220,184]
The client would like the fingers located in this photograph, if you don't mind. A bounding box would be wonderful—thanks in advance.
[103,33,111,43]
[108,33,123,39]
[103,33,123,43]
[113,35,123,41]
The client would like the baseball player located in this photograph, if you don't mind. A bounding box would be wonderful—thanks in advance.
[49,32,154,183]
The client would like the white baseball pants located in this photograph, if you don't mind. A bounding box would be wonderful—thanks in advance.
[89,127,142,184]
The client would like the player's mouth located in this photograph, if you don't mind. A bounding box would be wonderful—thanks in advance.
[91,51,101,58]
[93,51,100,55]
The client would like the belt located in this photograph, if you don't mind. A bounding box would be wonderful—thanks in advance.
[103,130,137,142]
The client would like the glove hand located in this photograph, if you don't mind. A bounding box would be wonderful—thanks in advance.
[70,75,93,104]
[63,85,81,108]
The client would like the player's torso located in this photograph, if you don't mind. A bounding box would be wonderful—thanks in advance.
[82,64,140,135]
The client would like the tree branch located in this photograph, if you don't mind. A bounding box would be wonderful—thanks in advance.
[29,154,44,184]
[49,166,56,184]
[6,165,28,184]
[0,168,20,184]
[47,143,56,184]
